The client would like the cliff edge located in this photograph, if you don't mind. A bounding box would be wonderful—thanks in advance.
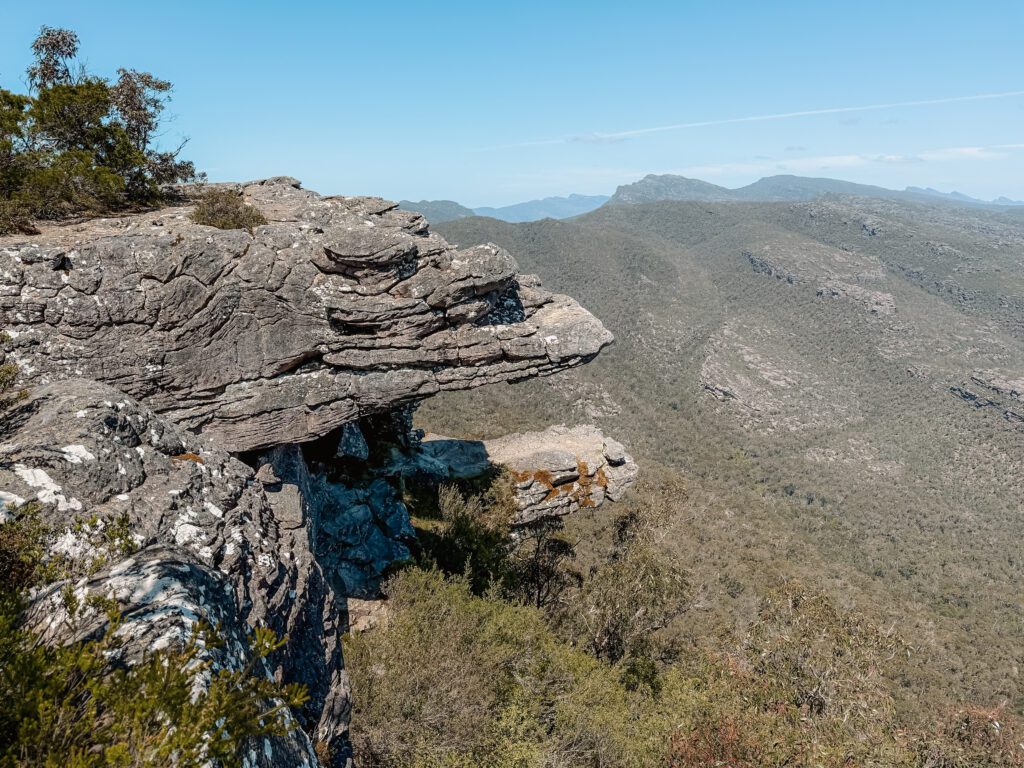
[0,178,632,766]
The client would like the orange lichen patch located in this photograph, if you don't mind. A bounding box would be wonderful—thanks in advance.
[172,452,205,464]
[575,460,595,491]
[516,460,608,507]
[512,468,556,489]
[569,458,606,507]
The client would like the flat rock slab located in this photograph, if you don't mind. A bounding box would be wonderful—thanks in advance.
[416,424,638,524]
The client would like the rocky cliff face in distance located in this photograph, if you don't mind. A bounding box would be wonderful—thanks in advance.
[0,178,633,767]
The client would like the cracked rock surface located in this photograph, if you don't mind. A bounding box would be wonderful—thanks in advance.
[0,178,612,453]
[0,179,622,767]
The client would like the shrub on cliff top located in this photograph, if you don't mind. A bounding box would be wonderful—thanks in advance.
[190,188,268,232]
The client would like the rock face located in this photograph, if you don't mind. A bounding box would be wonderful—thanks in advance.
[257,439,416,600]
[0,179,625,767]
[410,425,638,524]
[1,380,337,765]
[0,178,612,453]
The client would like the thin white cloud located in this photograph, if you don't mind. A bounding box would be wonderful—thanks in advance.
[594,90,1024,140]
[569,133,629,145]
[482,90,1024,150]
[919,146,1001,161]
[671,143,1019,179]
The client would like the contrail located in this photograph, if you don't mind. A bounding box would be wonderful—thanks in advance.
[483,90,1024,150]
[602,90,1024,139]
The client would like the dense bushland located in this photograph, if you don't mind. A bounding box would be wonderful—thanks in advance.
[426,201,1024,725]
[347,480,1024,767]
[0,26,199,234]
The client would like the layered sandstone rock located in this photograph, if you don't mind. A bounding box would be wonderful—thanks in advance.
[0,179,625,767]
[0,178,612,452]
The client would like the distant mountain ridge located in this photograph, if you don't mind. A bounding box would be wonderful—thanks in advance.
[402,174,1023,225]
[609,173,1024,207]
[397,199,476,223]
[474,194,609,223]
[399,194,609,223]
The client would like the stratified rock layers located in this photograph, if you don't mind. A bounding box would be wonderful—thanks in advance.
[0,178,611,453]
[414,425,638,524]
[0,178,622,767]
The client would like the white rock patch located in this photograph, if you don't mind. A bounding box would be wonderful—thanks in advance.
[13,464,82,511]
[61,444,96,463]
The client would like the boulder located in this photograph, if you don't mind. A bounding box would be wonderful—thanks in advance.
[413,425,638,524]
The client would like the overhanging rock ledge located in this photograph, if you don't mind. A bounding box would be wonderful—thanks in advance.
[0,177,613,452]
[0,177,630,768]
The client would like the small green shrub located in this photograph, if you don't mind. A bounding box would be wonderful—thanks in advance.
[410,480,517,594]
[0,503,47,593]
[190,189,267,232]
[0,448,308,767]
[0,201,38,235]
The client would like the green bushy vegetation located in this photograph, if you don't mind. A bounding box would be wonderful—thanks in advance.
[407,478,518,594]
[0,359,306,767]
[426,198,1024,726]
[190,188,268,232]
[0,499,308,768]
[347,482,1024,767]
[0,26,199,234]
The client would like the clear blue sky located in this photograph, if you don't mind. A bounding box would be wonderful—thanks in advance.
[2,1,1023,206]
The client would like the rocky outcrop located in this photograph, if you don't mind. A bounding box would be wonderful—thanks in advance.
[407,425,638,524]
[816,280,896,315]
[0,178,612,453]
[971,370,1024,402]
[256,440,415,600]
[0,179,624,767]
[1,380,339,765]
[951,370,1024,424]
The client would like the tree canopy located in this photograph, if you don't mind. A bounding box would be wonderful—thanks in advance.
[0,26,200,234]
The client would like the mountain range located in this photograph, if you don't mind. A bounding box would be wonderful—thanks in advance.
[419,189,1024,720]
[398,193,609,223]
[401,174,1023,224]
[610,173,1024,207]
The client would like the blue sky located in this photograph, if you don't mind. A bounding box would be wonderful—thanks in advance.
[2,1,1023,206]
